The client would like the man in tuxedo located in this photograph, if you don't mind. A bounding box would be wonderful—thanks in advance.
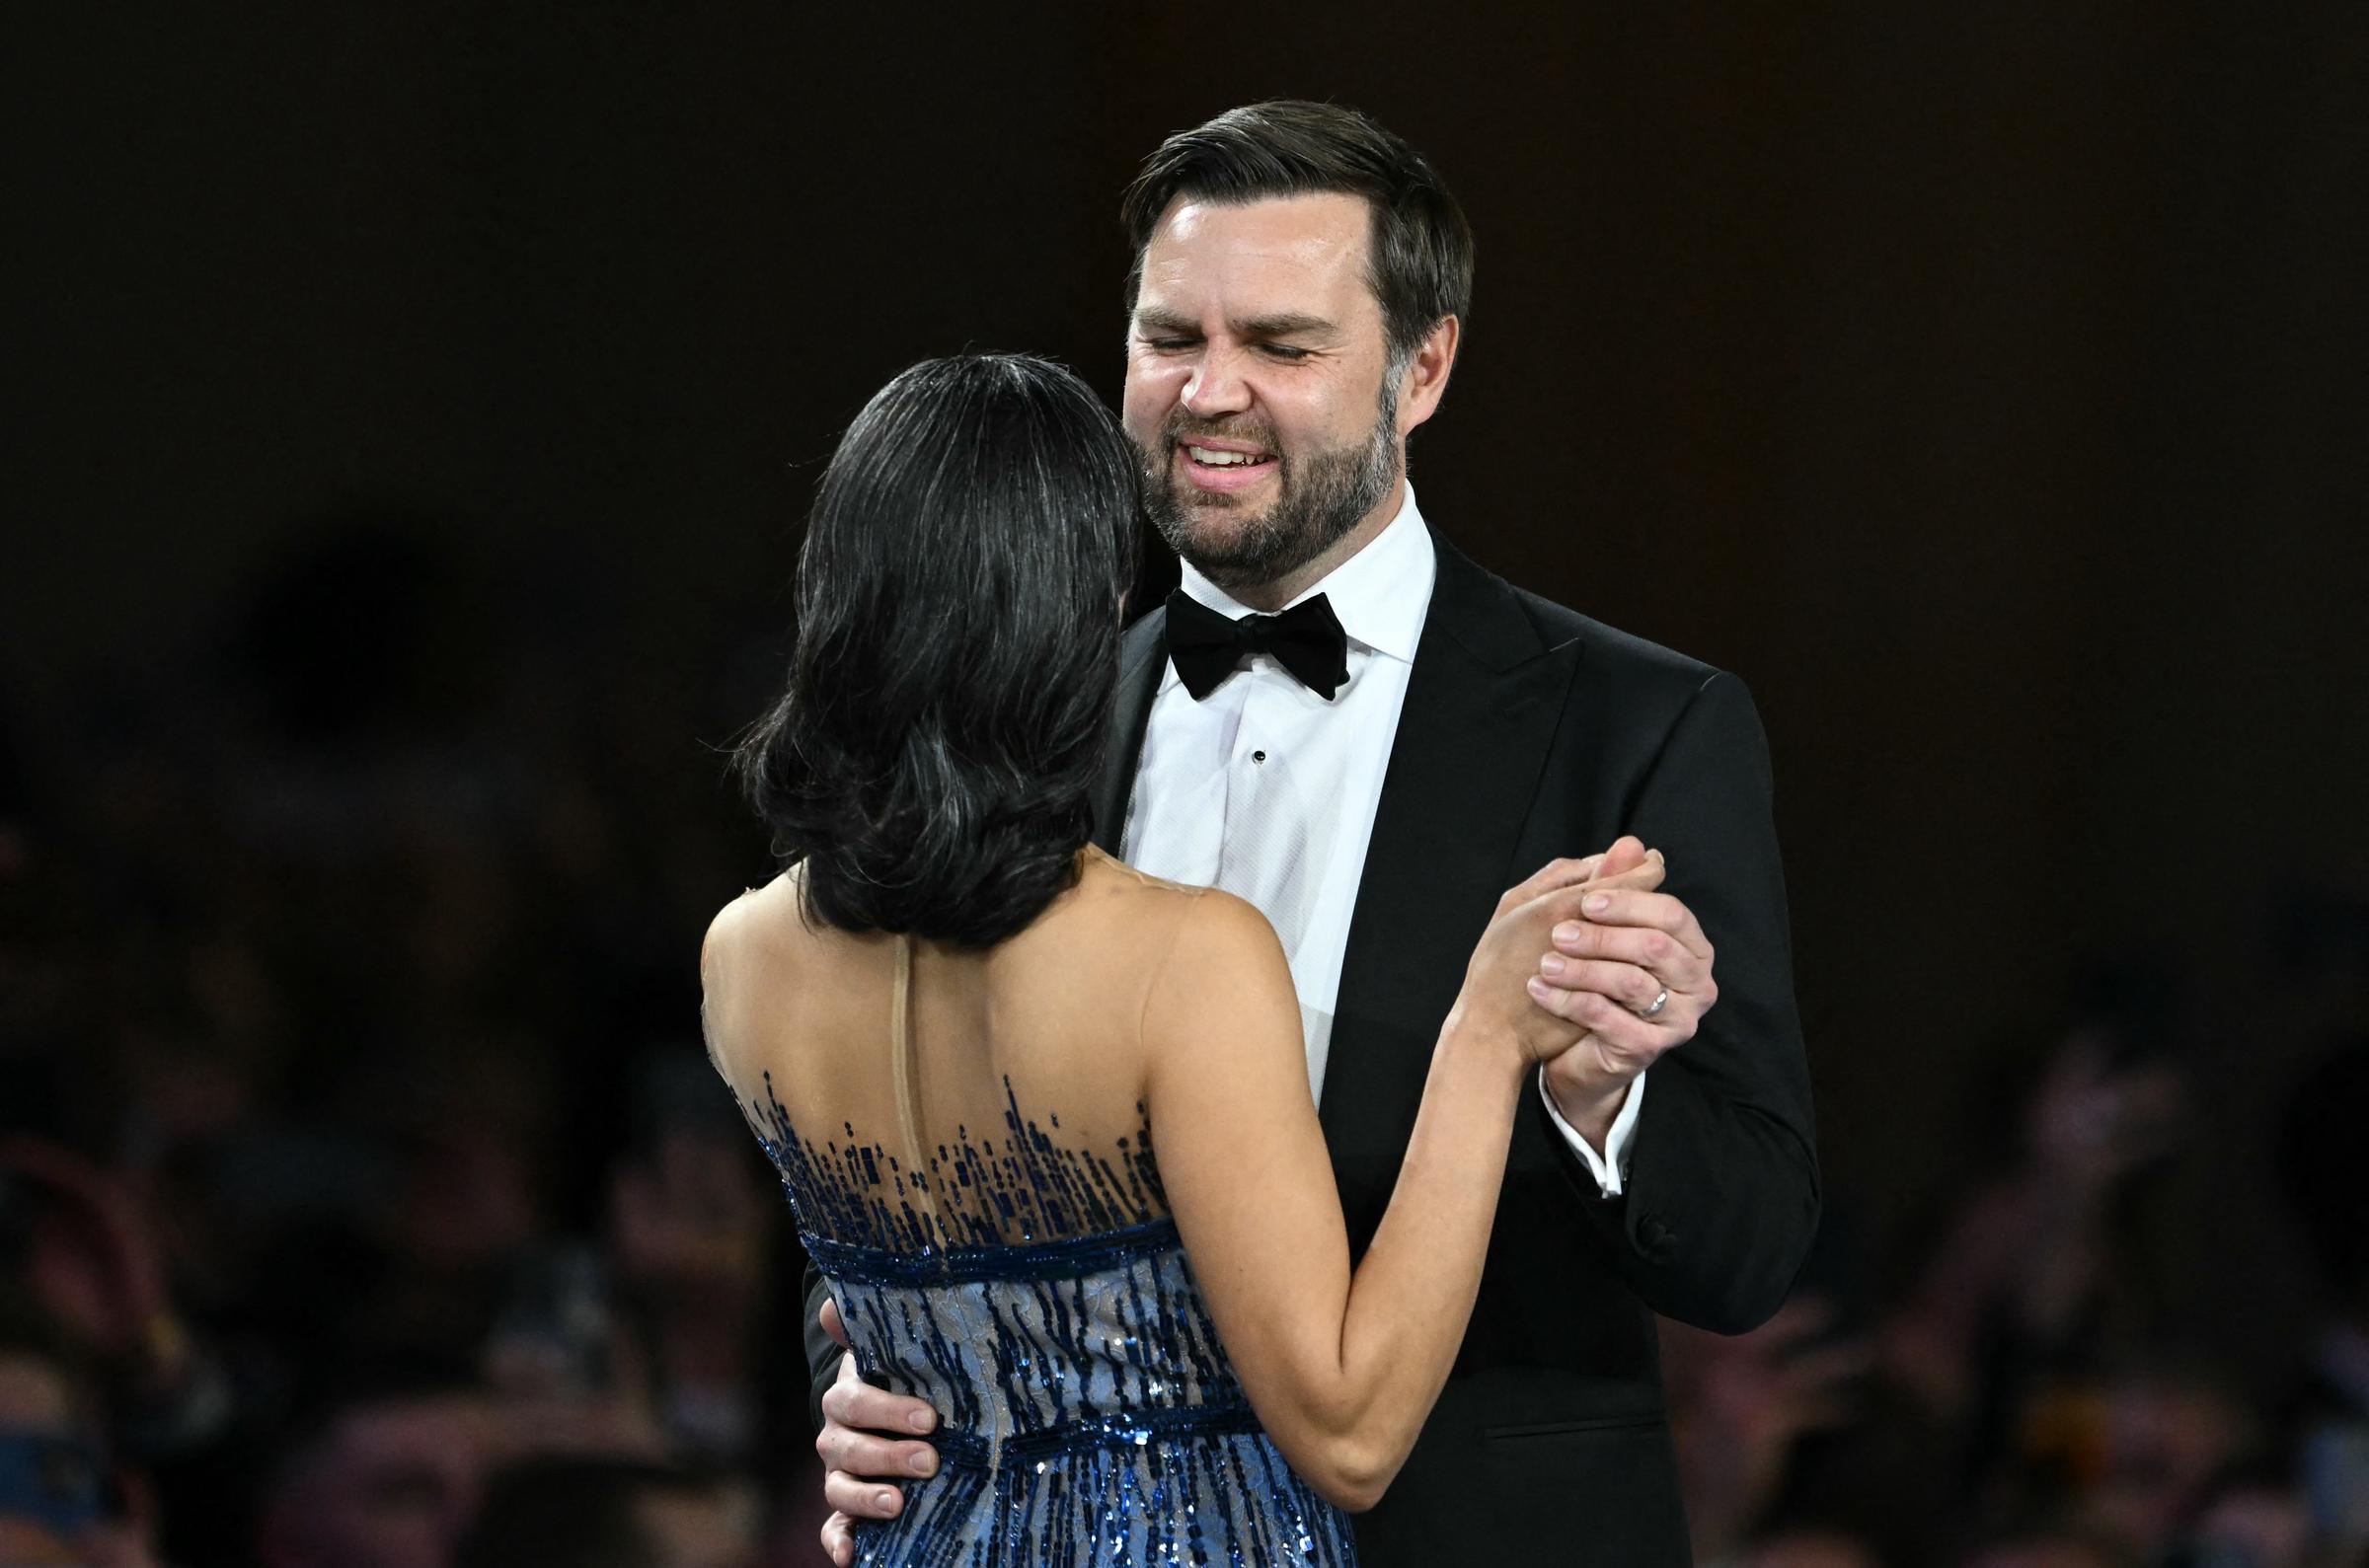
[804,101,1817,1567]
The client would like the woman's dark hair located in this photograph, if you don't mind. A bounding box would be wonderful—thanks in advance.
[734,353,1141,947]
[1120,100,1475,369]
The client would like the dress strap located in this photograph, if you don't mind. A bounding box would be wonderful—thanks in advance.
[886,933,942,1237]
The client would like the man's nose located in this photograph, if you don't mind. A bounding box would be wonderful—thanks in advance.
[1181,347,1253,417]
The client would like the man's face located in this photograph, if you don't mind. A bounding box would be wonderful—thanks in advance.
[1122,192,1406,596]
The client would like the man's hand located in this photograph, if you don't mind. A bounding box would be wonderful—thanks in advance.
[1451,843,1672,1068]
[1529,837,1719,1148]
[813,1297,940,1568]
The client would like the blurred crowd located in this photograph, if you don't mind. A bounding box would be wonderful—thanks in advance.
[2,526,794,1567]
[3,524,2365,1567]
[1661,968,2369,1568]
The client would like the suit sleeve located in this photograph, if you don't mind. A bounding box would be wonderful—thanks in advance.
[1546,670,1819,1333]
[802,1258,843,1427]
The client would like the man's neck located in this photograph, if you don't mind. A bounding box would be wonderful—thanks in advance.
[1219,476,1409,613]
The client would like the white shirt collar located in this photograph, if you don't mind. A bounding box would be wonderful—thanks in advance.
[1174,484,1434,664]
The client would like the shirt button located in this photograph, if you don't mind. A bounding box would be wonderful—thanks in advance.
[1252,750,1266,764]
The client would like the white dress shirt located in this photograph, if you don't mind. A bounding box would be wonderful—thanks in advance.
[1121,485,1643,1195]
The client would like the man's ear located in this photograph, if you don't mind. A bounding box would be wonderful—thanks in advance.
[1397,314,1461,437]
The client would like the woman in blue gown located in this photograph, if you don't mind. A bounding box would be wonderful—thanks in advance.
[699,354,1653,1566]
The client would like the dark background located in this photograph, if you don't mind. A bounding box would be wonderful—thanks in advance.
[7,4,2368,1562]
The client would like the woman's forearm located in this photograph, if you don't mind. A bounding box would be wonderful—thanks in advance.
[1296,1008,1527,1508]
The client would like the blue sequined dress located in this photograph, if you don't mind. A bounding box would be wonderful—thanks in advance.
[742,936,1359,1568]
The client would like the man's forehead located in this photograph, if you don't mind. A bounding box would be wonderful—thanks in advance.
[1136,193,1376,319]
[1156,189,1370,241]
[1147,193,1366,265]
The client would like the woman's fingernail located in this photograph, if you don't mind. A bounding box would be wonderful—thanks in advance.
[1527,976,1552,998]
[1554,922,1582,943]
[1584,894,1611,914]
[1540,954,1567,976]
[910,1410,936,1433]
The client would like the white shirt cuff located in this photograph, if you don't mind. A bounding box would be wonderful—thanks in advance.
[1539,1069,1646,1198]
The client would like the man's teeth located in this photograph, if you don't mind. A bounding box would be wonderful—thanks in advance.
[1186,446,1270,467]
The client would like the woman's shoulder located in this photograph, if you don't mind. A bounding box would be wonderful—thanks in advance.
[1072,853,1278,968]
[700,870,804,984]
[1080,847,1206,902]
[1075,849,1266,936]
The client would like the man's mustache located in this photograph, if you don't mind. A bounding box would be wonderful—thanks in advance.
[1158,414,1282,454]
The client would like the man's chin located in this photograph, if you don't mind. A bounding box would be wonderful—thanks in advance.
[1169,512,1281,568]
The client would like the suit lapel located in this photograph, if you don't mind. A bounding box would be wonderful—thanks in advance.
[1093,609,1168,853]
[1318,536,1581,1248]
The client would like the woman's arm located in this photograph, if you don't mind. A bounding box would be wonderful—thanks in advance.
[1146,853,1658,1512]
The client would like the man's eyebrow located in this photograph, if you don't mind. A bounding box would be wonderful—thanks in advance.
[1131,308,1199,335]
[1238,312,1337,338]
[1129,309,1340,338]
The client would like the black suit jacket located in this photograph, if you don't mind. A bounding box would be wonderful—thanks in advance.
[803,531,1818,1567]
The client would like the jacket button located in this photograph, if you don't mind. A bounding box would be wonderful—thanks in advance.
[1637,1216,1672,1253]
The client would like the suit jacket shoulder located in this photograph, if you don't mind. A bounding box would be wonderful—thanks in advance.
[1510,583,1719,691]
[1435,538,1731,752]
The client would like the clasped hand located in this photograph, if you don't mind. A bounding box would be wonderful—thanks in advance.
[1514,835,1719,1144]
[1454,836,1716,1147]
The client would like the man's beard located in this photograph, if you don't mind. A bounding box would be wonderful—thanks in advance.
[1139,377,1401,597]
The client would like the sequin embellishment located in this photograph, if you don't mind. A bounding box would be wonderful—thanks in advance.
[743,1076,1358,1567]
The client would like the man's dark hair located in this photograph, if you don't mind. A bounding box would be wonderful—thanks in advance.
[734,353,1142,948]
[1120,100,1476,369]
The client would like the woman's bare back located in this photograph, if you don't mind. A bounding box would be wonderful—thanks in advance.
[701,846,1208,1253]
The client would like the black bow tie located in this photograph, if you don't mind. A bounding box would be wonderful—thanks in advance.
[1164,589,1350,702]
